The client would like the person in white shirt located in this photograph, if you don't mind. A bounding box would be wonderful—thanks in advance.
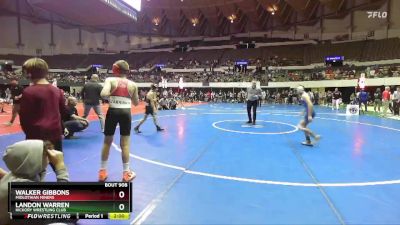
[261,90,266,105]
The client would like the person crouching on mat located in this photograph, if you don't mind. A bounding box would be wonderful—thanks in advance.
[63,96,89,139]
[246,80,262,125]
[99,60,139,182]
[296,86,321,146]
[134,84,164,133]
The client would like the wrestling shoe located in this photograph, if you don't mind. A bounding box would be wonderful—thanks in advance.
[314,135,321,143]
[98,169,108,182]
[156,126,165,132]
[134,127,142,134]
[301,141,314,147]
[65,135,79,140]
[122,170,136,182]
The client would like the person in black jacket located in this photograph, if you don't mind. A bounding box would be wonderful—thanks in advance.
[374,88,382,112]
[6,79,23,126]
[82,74,104,132]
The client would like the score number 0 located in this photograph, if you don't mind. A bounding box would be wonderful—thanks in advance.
[118,191,126,211]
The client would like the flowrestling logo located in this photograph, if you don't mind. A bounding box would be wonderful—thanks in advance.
[346,105,359,116]
[349,107,358,115]
[367,11,388,19]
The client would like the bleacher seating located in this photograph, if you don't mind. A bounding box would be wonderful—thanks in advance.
[1,38,400,71]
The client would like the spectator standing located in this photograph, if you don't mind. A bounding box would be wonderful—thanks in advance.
[4,88,11,103]
[308,91,314,105]
[332,88,342,110]
[5,79,23,126]
[382,86,391,117]
[320,91,326,106]
[314,91,319,105]
[261,90,266,105]
[0,98,5,113]
[326,91,332,107]
[19,58,68,152]
[374,88,382,112]
[240,89,246,103]
[392,87,400,116]
[211,91,215,102]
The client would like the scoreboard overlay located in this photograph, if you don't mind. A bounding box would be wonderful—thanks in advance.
[8,182,132,220]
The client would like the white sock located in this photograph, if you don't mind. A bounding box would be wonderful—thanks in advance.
[100,161,108,169]
[123,163,130,172]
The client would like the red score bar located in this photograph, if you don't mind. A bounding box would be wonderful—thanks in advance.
[17,189,130,201]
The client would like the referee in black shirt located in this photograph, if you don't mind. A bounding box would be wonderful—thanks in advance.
[82,74,105,132]
[247,81,262,125]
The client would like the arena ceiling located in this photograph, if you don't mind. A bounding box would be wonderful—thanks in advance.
[0,0,387,37]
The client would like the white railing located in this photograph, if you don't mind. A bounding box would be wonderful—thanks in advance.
[256,40,317,47]
[123,77,400,88]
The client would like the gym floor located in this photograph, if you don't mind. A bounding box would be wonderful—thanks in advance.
[1,103,400,225]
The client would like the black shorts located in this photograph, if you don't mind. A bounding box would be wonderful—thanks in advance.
[104,108,131,136]
[145,105,154,115]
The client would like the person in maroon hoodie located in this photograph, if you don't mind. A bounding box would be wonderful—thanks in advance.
[19,58,68,151]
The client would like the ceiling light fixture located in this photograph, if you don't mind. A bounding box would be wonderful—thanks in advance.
[152,17,160,26]
[228,14,236,23]
[267,5,278,15]
[191,18,199,27]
